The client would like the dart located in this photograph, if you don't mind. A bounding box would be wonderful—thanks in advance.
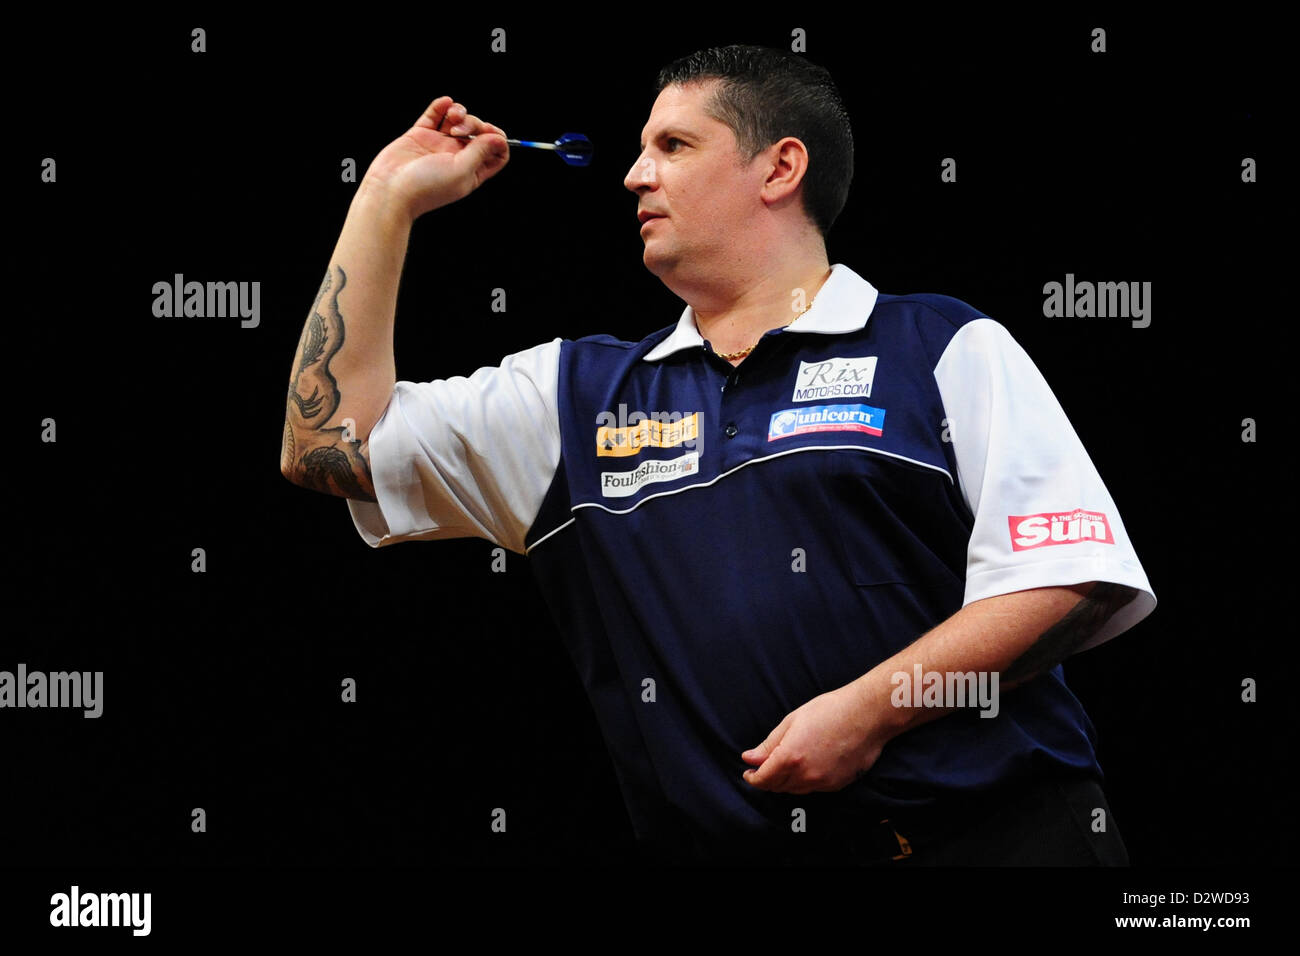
[454,131,593,167]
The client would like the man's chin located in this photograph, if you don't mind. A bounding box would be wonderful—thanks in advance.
[641,246,674,277]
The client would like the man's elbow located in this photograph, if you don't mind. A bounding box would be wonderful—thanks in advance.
[1076,581,1139,610]
[279,433,377,502]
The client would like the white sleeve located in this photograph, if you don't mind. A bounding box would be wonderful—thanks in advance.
[934,318,1156,653]
[345,338,563,555]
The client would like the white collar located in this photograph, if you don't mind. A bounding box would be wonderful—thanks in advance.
[643,263,879,362]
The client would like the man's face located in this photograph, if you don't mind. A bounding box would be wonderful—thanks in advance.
[624,80,768,281]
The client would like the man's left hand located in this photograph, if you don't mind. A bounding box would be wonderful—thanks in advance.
[741,685,886,793]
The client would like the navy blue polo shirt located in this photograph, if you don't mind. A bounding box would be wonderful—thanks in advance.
[348,263,1156,846]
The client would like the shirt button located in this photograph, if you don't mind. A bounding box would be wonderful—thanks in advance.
[724,423,738,438]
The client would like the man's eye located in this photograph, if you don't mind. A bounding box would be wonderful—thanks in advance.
[666,138,682,151]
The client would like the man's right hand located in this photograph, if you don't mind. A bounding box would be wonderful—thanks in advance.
[363,95,511,222]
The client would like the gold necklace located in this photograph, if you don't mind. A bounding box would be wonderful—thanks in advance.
[709,283,820,361]
[715,342,757,361]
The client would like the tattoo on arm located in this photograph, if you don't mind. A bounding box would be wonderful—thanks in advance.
[1002,583,1136,685]
[280,265,377,501]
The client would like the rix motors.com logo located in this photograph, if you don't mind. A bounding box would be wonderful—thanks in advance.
[791,355,878,402]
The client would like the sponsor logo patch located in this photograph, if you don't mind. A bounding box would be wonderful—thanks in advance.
[601,452,699,498]
[792,356,878,402]
[597,412,699,457]
[1008,509,1114,551]
[768,403,885,441]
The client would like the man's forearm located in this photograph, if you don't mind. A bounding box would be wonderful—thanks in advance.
[740,581,1139,792]
[850,582,1137,743]
[280,183,412,499]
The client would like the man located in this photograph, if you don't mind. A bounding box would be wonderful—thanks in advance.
[281,45,1156,865]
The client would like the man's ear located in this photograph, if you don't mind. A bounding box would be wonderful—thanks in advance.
[761,137,810,207]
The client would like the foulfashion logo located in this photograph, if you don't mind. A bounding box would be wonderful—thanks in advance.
[600,452,698,497]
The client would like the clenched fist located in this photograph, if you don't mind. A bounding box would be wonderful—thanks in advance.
[362,95,511,222]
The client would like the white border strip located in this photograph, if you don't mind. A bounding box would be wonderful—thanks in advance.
[525,516,576,555]
[525,444,952,553]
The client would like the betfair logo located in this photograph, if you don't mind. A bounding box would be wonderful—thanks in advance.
[596,411,700,457]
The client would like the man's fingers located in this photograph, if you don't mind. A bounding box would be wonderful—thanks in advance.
[742,714,791,764]
[743,715,797,789]
[450,112,504,139]
[744,745,794,791]
[415,95,456,131]
[464,128,509,178]
[411,98,507,154]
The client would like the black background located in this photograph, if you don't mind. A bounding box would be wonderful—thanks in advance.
[4,8,1287,938]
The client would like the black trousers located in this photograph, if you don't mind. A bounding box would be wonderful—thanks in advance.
[644,771,1129,866]
[881,771,1130,866]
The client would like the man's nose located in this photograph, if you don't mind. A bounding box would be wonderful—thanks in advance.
[623,154,658,192]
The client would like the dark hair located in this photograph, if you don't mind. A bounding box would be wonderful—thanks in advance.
[654,44,854,239]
